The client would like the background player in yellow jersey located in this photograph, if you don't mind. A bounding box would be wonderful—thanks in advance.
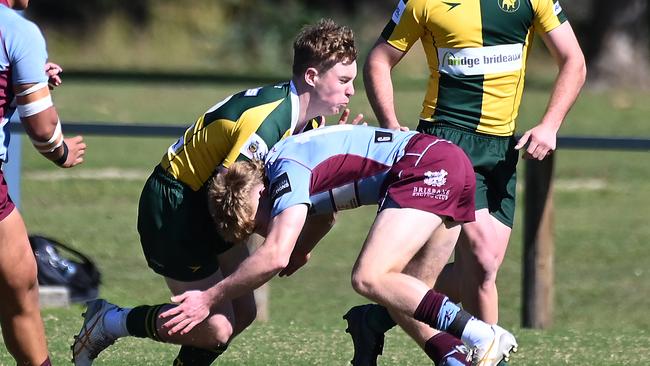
[71,19,361,366]
[345,0,586,365]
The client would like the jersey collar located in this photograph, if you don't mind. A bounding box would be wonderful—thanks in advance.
[289,80,299,134]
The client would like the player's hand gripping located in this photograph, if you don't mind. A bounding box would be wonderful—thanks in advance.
[159,290,212,335]
[515,123,558,160]
[45,62,63,88]
[318,108,366,127]
[278,251,311,277]
[59,136,86,168]
[337,108,365,125]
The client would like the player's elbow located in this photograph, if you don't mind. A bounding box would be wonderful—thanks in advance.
[576,57,587,86]
[268,257,290,274]
[363,57,387,82]
[561,50,587,87]
[267,249,291,274]
[22,109,59,140]
[318,212,337,229]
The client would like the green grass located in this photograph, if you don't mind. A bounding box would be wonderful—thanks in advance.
[2,80,649,365]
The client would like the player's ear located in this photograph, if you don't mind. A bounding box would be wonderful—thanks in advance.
[304,67,319,87]
[258,185,268,199]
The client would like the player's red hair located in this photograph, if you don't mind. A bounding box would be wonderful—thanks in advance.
[208,160,265,243]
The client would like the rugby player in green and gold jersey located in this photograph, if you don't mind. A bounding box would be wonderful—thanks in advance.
[71,19,361,366]
[345,0,586,365]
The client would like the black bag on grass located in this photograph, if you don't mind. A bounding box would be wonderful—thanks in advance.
[29,235,101,303]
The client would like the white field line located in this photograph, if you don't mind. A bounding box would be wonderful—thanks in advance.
[24,168,609,191]
[516,178,607,192]
[24,168,149,181]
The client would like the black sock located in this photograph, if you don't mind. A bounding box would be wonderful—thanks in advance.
[366,304,397,333]
[125,304,169,341]
[173,344,228,366]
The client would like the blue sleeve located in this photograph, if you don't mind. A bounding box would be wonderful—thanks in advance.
[6,19,48,85]
[267,159,312,218]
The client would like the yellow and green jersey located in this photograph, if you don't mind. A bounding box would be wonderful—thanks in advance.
[160,81,317,191]
[382,0,567,136]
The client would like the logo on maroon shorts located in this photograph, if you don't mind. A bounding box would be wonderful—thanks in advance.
[424,169,447,187]
[412,187,450,200]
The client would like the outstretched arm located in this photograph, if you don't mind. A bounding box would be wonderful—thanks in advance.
[515,22,586,160]
[159,204,309,335]
[364,39,407,130]
[279,212,337,277]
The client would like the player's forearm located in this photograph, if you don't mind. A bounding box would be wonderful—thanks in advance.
[539,54,586,131]
[15,82,70,165]
[209,205,306,302]
[208,240,289,303]
[364,55,400,129]
[21,108,69,165]
[294,213,336,256]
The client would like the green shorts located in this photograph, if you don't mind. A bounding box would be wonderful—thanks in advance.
[137,165,234,281]
[416,121,519,227]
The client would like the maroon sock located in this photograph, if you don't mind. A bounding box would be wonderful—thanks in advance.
[413,289,446,328]
[424,333,470,366]
[39,356,52,366]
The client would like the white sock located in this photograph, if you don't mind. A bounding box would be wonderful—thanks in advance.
[460,318,494,347]
[103,307,132,338]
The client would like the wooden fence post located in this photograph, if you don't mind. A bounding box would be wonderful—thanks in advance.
[522,155,555,328]
[247,234,269,322]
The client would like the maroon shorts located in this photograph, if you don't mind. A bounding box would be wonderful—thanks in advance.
[379,133,475,223]
[0,168,16,221]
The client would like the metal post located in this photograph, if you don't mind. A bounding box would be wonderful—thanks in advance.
[5,122,22,209]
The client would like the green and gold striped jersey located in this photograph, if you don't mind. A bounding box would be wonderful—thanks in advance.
[382,0,567,136]
[160,81,318,191]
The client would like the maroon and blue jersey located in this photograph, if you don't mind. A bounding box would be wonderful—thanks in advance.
[265,125,419,217]
[0,5,49,162]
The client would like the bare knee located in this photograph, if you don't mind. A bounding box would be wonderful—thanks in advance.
[466,241,502,285]
[204,313,235,346]
[0,264,39,310]
[351,268,380,299]
[460,214,511,285]
[209,300,260,343]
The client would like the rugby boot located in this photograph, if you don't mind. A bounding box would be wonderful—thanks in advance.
[343,305,385,366]
[471,325,517,366]
[71,299,120,366]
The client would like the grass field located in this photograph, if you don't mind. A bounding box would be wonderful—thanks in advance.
[1,79,649,365]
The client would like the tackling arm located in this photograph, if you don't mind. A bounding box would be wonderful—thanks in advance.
[209,204,308,299]
[159,204,309,335]
[279,212,337,277]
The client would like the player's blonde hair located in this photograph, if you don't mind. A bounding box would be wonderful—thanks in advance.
[292,18,357,76]
[208,160,265,243]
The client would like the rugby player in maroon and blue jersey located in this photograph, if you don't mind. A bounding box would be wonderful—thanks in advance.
[167,125,518,366]
[1,1,85,365]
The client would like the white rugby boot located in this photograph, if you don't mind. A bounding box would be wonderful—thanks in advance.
[471,324,518,366]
